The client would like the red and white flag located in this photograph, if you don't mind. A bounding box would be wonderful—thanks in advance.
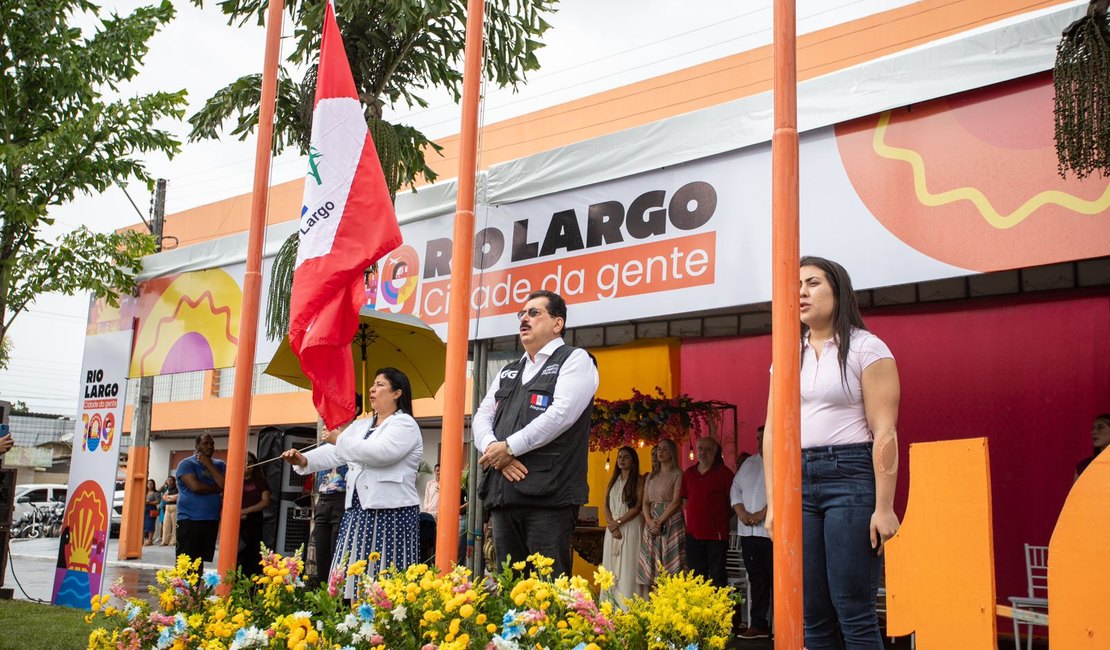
[289,0,401,429]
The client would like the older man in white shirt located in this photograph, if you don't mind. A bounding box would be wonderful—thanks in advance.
[731,425,772,639]
[475,290,599,578]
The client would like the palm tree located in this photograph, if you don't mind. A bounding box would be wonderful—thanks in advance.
[187,0,557,337]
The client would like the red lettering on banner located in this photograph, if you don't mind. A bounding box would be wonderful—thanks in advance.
[83,399,118,410]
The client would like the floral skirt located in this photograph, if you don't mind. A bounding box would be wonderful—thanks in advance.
[636,502,685,589]
[333,491,419,598]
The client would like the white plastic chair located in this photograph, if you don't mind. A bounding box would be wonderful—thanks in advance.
[1007,544,1048,650]
[726,532,755,627]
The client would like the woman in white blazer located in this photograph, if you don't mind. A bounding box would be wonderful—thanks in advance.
[282,367,423,596]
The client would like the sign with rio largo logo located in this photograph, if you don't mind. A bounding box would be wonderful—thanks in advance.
[52,327,132,609]
[371,75,1110,340]
[369,131,970,341]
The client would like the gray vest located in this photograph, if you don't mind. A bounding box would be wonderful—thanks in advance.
[479,345,593,509]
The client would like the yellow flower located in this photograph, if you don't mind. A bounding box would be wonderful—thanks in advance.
[347,560,368,576]
[476,613,487,625]
[459,603,474,618]
[486,623,497,633]
[369,551,381,562]
[512,561,526,571]
[593,566,615,591]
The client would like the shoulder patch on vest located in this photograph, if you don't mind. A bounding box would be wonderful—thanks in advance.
[541,363,561,376]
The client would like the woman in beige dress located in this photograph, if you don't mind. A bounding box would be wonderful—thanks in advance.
[637,438,685,591]
[601,446,645,604]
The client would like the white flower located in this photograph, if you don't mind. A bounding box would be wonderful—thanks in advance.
[491,635,523,650]
[352,622,376,643]
[292,610,313,620]
[336,613,358,633]
[229,626,269,650]
[391,604,408,621]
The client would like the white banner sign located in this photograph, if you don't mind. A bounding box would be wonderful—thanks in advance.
[52,328,132,609]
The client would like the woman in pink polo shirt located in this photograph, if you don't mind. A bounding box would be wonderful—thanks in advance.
[764,256,901,649]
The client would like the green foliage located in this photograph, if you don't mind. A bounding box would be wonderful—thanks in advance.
[188,0,556,190]
[0,0,186,352]
[0,598,107,650]
[8,227,157,315]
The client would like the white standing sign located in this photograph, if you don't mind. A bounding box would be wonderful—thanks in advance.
[51,328,132,609]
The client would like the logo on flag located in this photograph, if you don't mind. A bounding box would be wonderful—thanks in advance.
[287,0,402,428]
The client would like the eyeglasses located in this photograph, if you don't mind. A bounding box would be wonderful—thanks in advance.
[516,307,546,320]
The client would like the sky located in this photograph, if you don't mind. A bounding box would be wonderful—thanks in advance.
[0,0,911,416]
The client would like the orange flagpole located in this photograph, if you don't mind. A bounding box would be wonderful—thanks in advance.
[436,0,485,571]
[771,0,803,646]
[215,0,284,591]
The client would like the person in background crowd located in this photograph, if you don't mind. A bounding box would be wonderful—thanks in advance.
[175,433,226,567]
[1075,413,1110,481]
[238,451,272,576]
[731,425,772,640]
[423,463,441,521]
[637,438,685,591]
[475,290,599,578]
[159,476,178,546]
[311,394,359,586]
[282,368,423,598]
[313,463,348,585]
[143,479,160,546]
[764,256,901,649]
[0,431,13,454]
[681,437,734,588]
[602,446,645,604]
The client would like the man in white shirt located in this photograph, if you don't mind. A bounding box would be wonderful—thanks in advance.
[731,425,772,639]
[475,290,599,578]
[422,463,440,521]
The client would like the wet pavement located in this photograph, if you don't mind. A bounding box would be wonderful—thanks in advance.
[3,537,180,604]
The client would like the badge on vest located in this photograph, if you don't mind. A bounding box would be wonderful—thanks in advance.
[529,394,551,412]
[501,369,519,380]
[541,364,560,376]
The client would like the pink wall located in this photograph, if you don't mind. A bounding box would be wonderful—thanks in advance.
[679,290,1109,603]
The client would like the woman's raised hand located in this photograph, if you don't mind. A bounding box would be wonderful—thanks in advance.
[281,449,307,468]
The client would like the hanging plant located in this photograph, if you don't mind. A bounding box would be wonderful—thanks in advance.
[1054,0,1110,179]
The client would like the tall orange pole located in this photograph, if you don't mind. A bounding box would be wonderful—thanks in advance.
[215,0,284,591]
[771,0,803,646]
[436,0,484,570]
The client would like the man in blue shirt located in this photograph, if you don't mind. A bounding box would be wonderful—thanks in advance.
[175,433,226,565]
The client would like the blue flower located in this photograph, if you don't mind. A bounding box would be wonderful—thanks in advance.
[685,644,699,650]
[501,609,525,640]
[572,644,587,650]
[202,570,220,588]
[357,603,375,622]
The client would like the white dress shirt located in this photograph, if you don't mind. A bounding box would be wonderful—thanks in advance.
[730,453,770,539]
[295,413,423,510]
[473,337,599,456]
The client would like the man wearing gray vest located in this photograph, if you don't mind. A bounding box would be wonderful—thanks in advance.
[476,290,599,578]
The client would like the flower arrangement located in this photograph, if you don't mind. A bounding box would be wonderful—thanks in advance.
[590,388,723,452]
[86,548,735,650]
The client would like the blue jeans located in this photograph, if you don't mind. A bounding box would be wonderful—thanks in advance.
[802,443,884,650]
